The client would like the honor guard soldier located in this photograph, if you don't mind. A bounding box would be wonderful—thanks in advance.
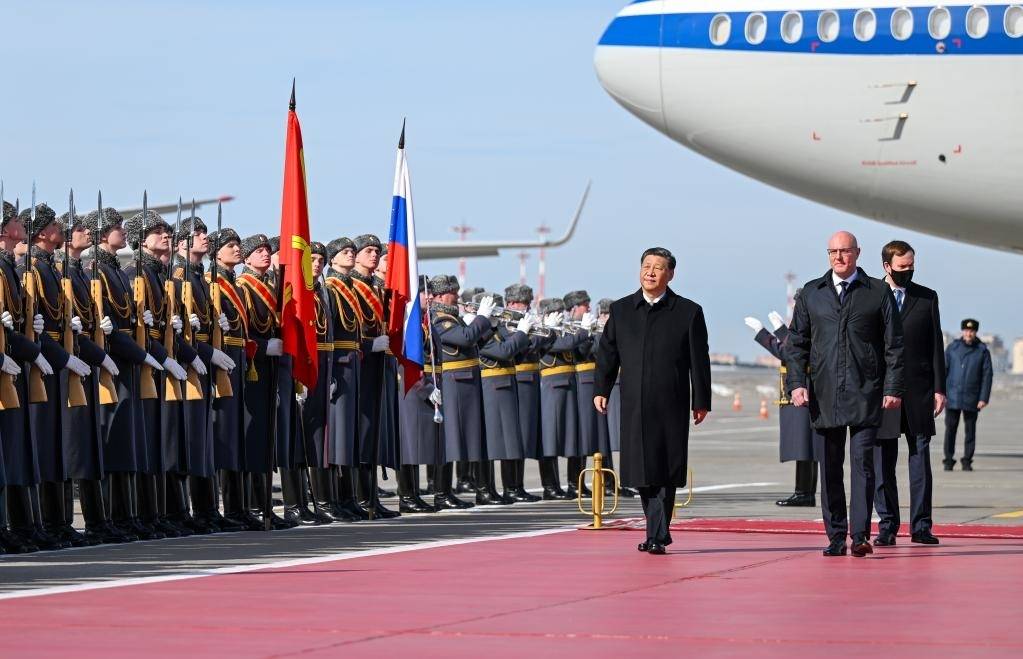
[564,290,598,498]
[430,275,493,505]
[452,286,484,492]
[373,244,402,501]
[93,207,157,541]
[61,210,129,543]
[238,233,296,530]
[476,291,536,504]
[124,209,192,538]
[0,201,51,552]
[207,227,260,531]
[321,237,366,521]
[505,284,556,501]
[349,234,398,519]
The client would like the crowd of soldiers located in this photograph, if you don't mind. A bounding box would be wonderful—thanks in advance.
[0,200,634,554]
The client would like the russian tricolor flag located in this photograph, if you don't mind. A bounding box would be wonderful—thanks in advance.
[384,121,424,392]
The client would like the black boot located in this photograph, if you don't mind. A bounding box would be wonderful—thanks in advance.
[108,473,141,540]
[41,481,83,548]
[223,471,262,531]
[475,461,511,506]
[506,459,540,502]
[333,466,369,521]
[425,464,437,496]
[540,457,570,500]
[357,465,400,519]
[565,456,591,499]
[282,468,320,526]
[433,462,473,510]
[135,473,168,539]
[454,461,475,493]
[301,468,334,524]
[78,479,117,544]
[253,473,295,530]
[0,487,38,553]
[398,465,435,513]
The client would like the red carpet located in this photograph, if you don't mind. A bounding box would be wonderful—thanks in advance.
[3,527,1022,657]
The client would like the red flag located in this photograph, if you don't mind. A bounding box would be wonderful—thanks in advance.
[278,80,318,388]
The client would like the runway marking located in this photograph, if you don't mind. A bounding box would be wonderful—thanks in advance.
[691,427,777,437]
[993,510,1023,519]
[0,526,576,602]
[690,482,780,493]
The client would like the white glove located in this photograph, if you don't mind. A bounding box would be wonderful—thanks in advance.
[34,354,54,376]
[33,314,44,335]
[101,355,119,377]
[211,349,236,372]
[429,388,443,406]
[295,388,308,404]
[330,380,337,398]
[65,355,91,377]
[218,312,230,332]
[1,310,13,330]
[189,313,201,330]
[100,316,114,335]
[143,353,164,371]
[768,311,785,332]
[191,356,208,376]
[744,316,764,333]
[171,314,183,334]
[70,316,83,334]
[1,355,21,376]
[515,314,534,334]
[142,309,154,327]
[162,357,187,381]
[371,335,390,353]
[266,338,284,357]
[580,312,596,331]
[475,295,495,319]
[461,313,477,325]
[543,312,562,329]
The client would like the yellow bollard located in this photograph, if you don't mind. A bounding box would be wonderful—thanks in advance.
[670,469,694,521]
[577,452,620,530]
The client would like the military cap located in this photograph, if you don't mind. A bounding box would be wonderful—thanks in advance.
[208,228,241,249]
[380,243,388,256]
[268,235,280,254]
[460,286,484,304]
[58,211,87,232]
[19,203,58,240]
[2,201,15,227]
[124,209,173,250]
[419,275,431,294]
[310,240,327,257]
[472,291,504,307]
[176,216,208,242]
[504,284,533,304]
[598,298,613,315]
[326,236,355,262]
[961,318,980,331]
[84,207,125,234]
[430,274,459,296]
[563,290,591,309]
[353,233,382,253]
[241,233,271,260]
[538,297,566,315]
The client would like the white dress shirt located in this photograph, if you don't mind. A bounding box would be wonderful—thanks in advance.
[831,270,858,297]
[643,291,666,306]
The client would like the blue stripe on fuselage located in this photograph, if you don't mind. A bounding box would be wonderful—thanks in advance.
[598,5,1023,55]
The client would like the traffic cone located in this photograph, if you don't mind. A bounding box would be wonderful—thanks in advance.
[732,392,742,412]
[759,399,769,420]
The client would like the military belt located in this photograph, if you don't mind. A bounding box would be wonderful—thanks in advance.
[515,363,540,373]
[194,333,210,342]
[334,340,359,351]
[148,329,162,340]
[317,342,333,352]
[481,366,517,377]
[46,331,60,341]
[541,365,577,377]
[441,358,478,372]
[423,364,443,374]
[575,362,596,372]
[223,336,246,348]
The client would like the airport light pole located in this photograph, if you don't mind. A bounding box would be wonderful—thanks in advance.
[536,222,550,302]
[451,222,474,288]
[518,251,529,286]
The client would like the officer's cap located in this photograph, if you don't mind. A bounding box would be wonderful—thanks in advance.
[563,290,591,309]
[430,274,459,296]
[961,318,980,331]
[353,233,381,253]
[124,210,173,250]
[538,297,566,315]
[241,234,271,260]
[504,284,533,304]
[20,203,59,241]
[327,236,355,262]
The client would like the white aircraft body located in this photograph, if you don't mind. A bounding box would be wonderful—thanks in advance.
[594,1,1023,252]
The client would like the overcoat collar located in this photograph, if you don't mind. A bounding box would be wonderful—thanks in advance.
[631,286,678,310]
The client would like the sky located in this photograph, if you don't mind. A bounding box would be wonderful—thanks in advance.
[2,0,1021,358]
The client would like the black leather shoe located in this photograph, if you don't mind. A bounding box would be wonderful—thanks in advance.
[647,543,666,555]
[0,528,37,553]
[578,484,592,498]
[943,462,955,471]
[284,506,321,526]
[209,514,246,532]
[619,486,639,498]
[153,518,187,538]
[475,491,511,506]
[823,537,847,557]
[542,486,570,500]
[398,496,435,514]
[509,487,541,503]
[851,537,874,557]
[874,533,897,546]
[775,493,816,507]
[565,486,578,500]
[84,524,126,544]
[337,500,371,521]
[961,462,973,472]
[360,500,400,519]
[176,515,215,535]
[51,525,94,548]
[435,493,474,510]
[911,531,940,545]
[454,480,475,494]
[377,486,396,499]
[637,541,651,552]
[226,512,264,531]
[308,506,335,525]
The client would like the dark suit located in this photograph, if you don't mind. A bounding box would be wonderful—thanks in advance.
[595,288,711,546]
[786,268,904,543]
[874,281,944,536]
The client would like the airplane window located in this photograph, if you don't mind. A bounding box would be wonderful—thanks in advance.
[854,9,877,41]
[1004,5,1022,37]
[891,7,914,40]
[818,10,840,42]
[746,13,767,45]
[967,5,990,37]
[781,11,803,43]
[929,7,952,39]
[710,13,732,46]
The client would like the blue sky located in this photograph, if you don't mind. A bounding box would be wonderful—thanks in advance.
[3,0,1020,358]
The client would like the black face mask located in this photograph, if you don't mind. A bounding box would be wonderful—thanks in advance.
[889,268,914,287]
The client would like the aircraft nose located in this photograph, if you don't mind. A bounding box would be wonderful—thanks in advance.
[593,8,665,133]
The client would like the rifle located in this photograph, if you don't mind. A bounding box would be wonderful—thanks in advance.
[25,182,47,403]
[62,189,87,408]
[209,200,232,398]
[91,191,117,405]
[180,198,203,401]
[134,191,157,399]
[263,260,285,531]
[0,181,19,409]
[162,199,183,402]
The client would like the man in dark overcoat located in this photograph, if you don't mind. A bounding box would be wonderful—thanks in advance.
[594,247,711,555]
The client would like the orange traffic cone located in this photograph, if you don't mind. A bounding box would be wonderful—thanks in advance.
[759,399,769,419]
[732,392,742,412]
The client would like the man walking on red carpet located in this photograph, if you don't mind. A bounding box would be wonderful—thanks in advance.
[593,247,711,555]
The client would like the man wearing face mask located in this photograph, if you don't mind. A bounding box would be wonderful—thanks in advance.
[872,240,945,547]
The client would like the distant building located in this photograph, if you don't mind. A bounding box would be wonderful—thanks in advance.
[1012,338,1023,375]
[710,353,738,366]
[754,355,781,368]
[979,333,1009,372]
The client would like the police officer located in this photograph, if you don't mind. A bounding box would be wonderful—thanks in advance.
[943,318,993,472]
